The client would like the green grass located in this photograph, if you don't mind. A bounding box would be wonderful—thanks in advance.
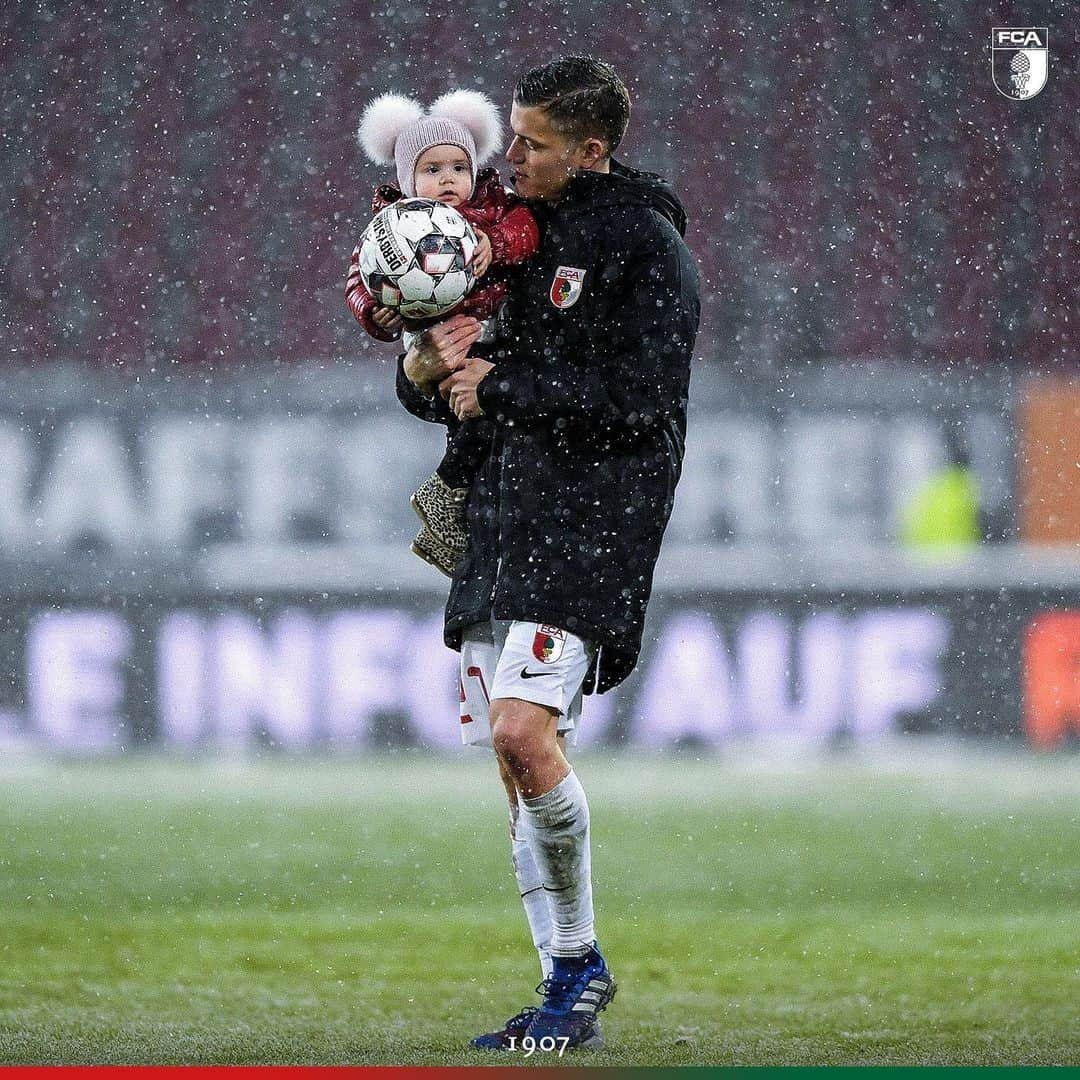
[2,747,1080,1065]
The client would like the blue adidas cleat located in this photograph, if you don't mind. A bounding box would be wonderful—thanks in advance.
[469,1005,538,1050]
[523,944,615,1049]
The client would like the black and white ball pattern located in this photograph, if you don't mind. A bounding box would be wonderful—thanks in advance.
[357,198,478,320]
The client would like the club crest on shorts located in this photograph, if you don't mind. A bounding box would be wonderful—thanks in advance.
[532,624,567,663]
[550,266,585,310]
[991,28,1048,100]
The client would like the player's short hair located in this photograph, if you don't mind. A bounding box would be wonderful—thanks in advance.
[514,56,630,156]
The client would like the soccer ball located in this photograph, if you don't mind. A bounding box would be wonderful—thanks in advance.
[357,198,478,320]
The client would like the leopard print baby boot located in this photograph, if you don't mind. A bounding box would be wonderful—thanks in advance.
[410,473,469,566]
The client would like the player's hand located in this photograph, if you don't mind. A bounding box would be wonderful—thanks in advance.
[404,315,483,393]
[473,230,493,279]
[440,358,495,420]
[372,306,404,332]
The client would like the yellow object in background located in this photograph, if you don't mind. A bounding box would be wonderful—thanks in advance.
[900,465,981,549]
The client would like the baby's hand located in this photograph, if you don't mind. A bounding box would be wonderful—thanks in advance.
[373,306,404,332]
[472,230,492,279]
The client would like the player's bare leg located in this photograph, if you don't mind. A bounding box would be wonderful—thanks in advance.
[490,698,568,797]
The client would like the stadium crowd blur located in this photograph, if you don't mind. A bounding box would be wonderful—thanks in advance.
[3,1,1076,373]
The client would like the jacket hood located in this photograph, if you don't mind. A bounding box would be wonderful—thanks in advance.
[566,158,688,236]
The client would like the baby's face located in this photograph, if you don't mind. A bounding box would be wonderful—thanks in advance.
[414,145,472,205]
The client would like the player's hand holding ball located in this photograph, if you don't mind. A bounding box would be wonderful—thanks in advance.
[404,314,483,394]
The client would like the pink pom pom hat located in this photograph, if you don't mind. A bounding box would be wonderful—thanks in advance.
[357,90,503,198]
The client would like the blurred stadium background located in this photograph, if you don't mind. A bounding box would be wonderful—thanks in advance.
[1,1,1077,756]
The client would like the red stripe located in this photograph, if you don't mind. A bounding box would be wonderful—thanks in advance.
[0,1071,533,1079]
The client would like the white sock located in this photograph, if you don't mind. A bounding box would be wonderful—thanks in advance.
[510,807,553,980]
[519,769,595,958]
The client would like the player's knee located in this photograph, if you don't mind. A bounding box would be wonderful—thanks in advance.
[490,700,547,764]
[489,703,527,760]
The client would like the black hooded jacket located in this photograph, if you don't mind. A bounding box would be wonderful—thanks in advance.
[396,160,701,692]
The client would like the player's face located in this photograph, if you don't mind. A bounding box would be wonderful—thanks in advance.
[413,145,473,206]
[506,103,599,203]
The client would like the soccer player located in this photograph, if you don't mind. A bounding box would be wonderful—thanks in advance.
[396,56,700,1051]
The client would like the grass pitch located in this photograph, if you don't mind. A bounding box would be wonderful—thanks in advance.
[2,746,1079,1065]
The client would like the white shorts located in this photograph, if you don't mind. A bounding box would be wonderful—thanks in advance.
[459,619,594,749]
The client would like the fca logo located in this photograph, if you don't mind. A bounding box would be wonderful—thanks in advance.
[993,29,1044,48]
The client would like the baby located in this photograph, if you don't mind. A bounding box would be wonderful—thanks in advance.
[345,91,539,576]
